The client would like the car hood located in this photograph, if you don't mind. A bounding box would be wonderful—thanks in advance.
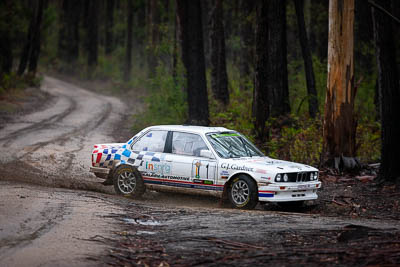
[228,157,317,173]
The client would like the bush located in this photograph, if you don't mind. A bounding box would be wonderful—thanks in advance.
[131,63,187,133]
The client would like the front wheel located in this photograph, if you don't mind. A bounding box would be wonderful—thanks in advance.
[228,175,258,209]
[113,165,145,197]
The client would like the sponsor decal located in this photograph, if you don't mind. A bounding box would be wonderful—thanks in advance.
[261,176,271,180]
[145,161,171,174]
[220,170,229,179]
[194,161,201,178]
[258,190,275,198]
[255,168,267,174]
[220,163,254,172]
[193,179,214,185]
[142,177,223,191]
[143,172,190,181]
[211,133,239,138]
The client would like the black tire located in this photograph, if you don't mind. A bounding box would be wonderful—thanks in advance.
[228,175,258,209]
[277,201,304,209]
[113,165,145,197]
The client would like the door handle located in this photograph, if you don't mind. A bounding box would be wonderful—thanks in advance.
[165,159,173,162]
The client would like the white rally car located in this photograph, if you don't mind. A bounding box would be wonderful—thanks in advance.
[90,125,321,209]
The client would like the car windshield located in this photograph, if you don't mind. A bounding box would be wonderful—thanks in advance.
[206,132,264,158]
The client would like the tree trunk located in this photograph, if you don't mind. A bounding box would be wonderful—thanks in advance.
[28,0,45,74]
[176,0,210,126]
[201,0,211,68]
[124,0,133,81]
[210,0,229,105]
[105,0,115,55]
[86,0,98,68]
[294,0,318,118]
[18,1,37,76]
[267,0,290,117]
[0,27,12,75]
[146,0,160,77]
[253,0,269,142]
[172,8,179,84]
[239,0,255,91]
[323,0,357,161]
[0,0,13,75]
[372,0,400,182]
[57,0,81,65]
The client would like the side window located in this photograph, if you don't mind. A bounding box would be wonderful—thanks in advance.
[131,130,168,153]
[172,132,209,157]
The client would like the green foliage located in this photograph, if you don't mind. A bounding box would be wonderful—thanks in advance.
[267,117,323,166]
[131,63,187,133]
[210,64,254,139]
[0,72,40,93]
[356,120,381,163]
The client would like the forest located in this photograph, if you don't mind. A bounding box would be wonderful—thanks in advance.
[0,0,399,182]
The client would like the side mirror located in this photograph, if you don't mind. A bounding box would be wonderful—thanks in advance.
[200,149,214,159]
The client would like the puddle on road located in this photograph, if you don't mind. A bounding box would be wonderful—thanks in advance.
[136,230,157,235]
[122,218,163,226]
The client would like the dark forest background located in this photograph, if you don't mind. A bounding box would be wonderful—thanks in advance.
[0,0,399,181]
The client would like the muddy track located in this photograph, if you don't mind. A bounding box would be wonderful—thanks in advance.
[0,76,124,190]
[0,96,77,146]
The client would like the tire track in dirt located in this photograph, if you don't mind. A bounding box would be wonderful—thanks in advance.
[0,96,77,147]
[0,76,127,192]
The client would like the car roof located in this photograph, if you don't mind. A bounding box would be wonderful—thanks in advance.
[147,125,231,135]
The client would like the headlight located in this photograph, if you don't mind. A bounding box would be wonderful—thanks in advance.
[276,174,282,182]
[310,173,314,180]
[283,173,288,182]
[314,172,318,180]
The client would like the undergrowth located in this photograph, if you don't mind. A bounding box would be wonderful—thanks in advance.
[128,59,381,166]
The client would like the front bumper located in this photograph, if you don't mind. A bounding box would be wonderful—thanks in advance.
[258,181,321,202]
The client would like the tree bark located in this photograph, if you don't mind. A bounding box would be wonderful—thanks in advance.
[105,0,115,55]
[172,8,179,84]
[28,0,45,74]
[253,0,269,142]
[239,0,255,91]
[124,0,133,81]
[18,1,37,76]
[323,0,357,160]
[372,0,400,182]
[57,0,81,65]
[146,0,160,77]
[200,0,210,68]
[210,0,229,105]
[86,0,98,67]
[294,0,318,118]
[267,0,290,117]
[176,0,210,126]
[0,0,13,75]
[0,28,12,75]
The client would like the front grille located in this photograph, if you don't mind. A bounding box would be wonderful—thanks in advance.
[287,172,312,182]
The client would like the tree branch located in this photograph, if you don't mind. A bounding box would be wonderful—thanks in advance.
[368,0,400,25]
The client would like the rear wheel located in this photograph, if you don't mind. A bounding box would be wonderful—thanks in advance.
[113,165,145,197]
[228,175,258,209]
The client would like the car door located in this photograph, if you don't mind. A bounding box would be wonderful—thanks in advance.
[130,130,170,182]
[165,131,217,190]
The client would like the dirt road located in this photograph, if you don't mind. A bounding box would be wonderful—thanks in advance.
[0,76,125,192]
[1,77,400,266]
[0,76,125,266]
